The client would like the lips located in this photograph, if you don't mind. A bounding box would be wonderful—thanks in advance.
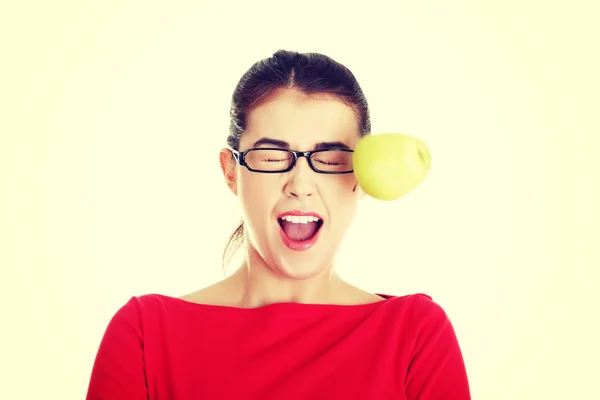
[277,210,324,251]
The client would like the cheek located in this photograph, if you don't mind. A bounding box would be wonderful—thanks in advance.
[321,175,360,213]
[324,174,358,195]
[237,173,280,217]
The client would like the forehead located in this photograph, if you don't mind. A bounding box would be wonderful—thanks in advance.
[241,89,360,150]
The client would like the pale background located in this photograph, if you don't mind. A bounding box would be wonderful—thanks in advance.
[1,0,599,399]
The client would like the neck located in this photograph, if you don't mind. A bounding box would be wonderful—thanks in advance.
[225,249,350,309]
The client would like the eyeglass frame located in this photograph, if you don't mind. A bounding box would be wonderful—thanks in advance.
[230,147,355,174]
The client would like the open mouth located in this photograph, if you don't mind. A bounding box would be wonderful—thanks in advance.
[277,213,324,251]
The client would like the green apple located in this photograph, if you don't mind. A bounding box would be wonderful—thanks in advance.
[352,133,432,201]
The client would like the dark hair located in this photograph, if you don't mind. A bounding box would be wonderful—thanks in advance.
[222,49,371,272]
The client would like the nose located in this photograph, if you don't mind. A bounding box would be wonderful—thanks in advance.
[284,156,316,198]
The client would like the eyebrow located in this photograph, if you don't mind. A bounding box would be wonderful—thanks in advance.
[252,137,352,151]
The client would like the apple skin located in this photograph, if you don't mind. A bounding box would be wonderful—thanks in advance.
[352,133,432,201]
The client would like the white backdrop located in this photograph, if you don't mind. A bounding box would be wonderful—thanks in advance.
[1,1,599,399]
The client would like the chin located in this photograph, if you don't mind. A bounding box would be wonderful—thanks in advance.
[273,240,337,277]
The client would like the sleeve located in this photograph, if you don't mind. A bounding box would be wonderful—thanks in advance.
[404,294,471,400]
[85,296,149,400]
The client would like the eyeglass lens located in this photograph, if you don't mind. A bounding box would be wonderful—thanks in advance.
[244,149,352,172]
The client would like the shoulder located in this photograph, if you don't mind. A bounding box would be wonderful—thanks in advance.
[385,292,449,319]
[389,294,471,397]
[106,293,186,330]
[387,293,450,335]
[403,292,450,320]
[87,294,170,398]
[111,293,165,316]
[404,293,455,334]
[96,293,198,355]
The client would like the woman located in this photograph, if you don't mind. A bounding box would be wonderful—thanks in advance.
[86,50,471,399]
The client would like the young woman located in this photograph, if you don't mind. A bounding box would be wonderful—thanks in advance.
[86,50,471,399]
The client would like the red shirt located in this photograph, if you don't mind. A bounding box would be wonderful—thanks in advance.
[86,292,471,399]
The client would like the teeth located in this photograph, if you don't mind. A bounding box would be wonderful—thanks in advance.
[280,215,321,224]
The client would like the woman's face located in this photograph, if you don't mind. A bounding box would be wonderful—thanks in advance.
[221,89,364,279]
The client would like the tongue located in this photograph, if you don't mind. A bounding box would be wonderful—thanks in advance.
[281,221,320,241]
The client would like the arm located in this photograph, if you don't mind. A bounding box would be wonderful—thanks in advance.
[404,295,471,399]
[86,297,149,400]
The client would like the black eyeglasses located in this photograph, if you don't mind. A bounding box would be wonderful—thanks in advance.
[231,148,354,174]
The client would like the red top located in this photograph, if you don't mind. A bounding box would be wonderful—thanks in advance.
[86,293,471,399]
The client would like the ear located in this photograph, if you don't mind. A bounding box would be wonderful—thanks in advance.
[220,148,238,195]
